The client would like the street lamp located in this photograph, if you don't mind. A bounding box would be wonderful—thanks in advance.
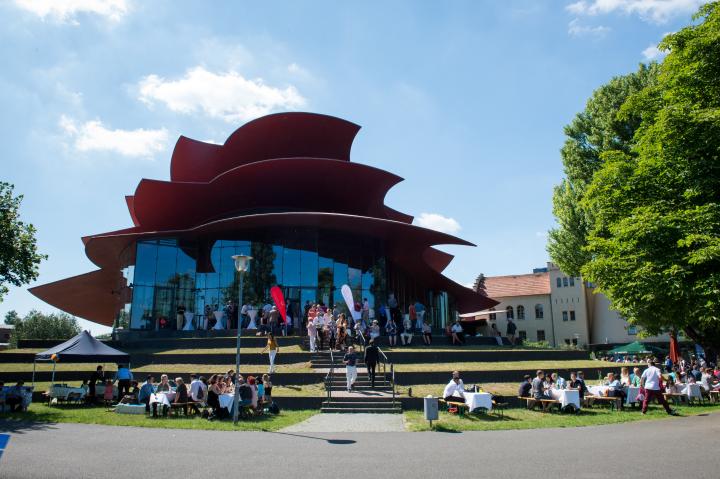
[231,254,252,425]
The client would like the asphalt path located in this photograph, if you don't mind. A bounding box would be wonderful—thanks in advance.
[2,413,719,478]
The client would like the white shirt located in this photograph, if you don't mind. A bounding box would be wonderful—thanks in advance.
[451,323,463,333]
[189,379,207,402]
[443,379,465,399]
[641,365,662,390]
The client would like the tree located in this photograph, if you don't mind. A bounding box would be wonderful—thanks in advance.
[0,183,46,301]
[547,64,659,275]
[10,309,81,346]
[4,309,20,326]
[581,2,720,353]
[473,273,487,296]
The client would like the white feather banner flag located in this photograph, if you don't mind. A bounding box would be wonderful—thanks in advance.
[341,284,361,320]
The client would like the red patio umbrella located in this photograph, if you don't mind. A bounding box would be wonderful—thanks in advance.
[669,332,680,364]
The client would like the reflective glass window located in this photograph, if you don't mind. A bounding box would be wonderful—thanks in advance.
[155,245,178,286]
[348,266,362,289]
[300,250,318,287]
[272,245,284,285]
[283,247,301,286]
[130,285,154,330]
[333,261,348,289]
[134,242,157,285]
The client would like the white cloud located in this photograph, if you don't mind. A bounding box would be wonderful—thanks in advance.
[13,0,129,23]
[568,18,611,37]
[137,67,306,123]
[642,44,667,60]
[414,213,462,235]
[59,115,168,159]
[566,0,708,23]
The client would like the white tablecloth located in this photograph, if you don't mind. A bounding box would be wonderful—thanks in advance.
[50,386,86,400]
[587,385,608,397]
[247,309,258,329]
[680,384,702,399]
[213,311,226,330]
[626,386,641,404]
[218,393,235,411]
[549,388,581,409]
[464,392,493,412]
[149,392,176,408]
[182,312,195,331]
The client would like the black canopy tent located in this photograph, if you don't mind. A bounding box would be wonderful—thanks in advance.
[32,331,130,386]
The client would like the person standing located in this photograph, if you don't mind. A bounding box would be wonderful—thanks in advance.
[307,315,318,352]
[115,364,134,401]
[343,346,358,392]
[641,359,677,415]
[88,365,104,403]
[262,333,280,373]
[506,318,517,345]
[364,339,379,388]
[176,304,185,330]
[414,301,425,333]
[422,321,432,346]
[385,318,397,347]
[408,302,417,333]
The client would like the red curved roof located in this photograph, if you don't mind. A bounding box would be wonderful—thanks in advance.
[170,112,360,182]
[30,112,496,325]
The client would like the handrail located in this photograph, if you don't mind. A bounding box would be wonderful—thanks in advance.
[325,344,334,403]
[376,346,397,406]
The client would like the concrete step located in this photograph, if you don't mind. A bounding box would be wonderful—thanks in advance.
[328,386,393,392]
[320,407,402,414]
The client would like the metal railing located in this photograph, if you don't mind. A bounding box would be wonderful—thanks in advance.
[356,328,397,406]
[324,344,334,403]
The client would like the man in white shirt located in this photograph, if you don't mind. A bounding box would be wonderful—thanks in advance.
[443,371,465,402]
[640,359,676,415]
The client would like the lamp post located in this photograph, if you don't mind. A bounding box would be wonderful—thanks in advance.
[231,254,252,425]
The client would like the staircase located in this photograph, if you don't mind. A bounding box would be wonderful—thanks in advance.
[312,349,401,414]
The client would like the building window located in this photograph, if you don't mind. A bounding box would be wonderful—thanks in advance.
[489,307,496,321]
[572,338,578,346]
[569,277,575,287]
[562,311,568,321]
[556,277,562,288]
[537,330,546,341]
[570,311,576,321]
[506,306,514,319]
[562,277,569,287]
[628,326,637,335]
[517,305,525,320]
[518,330,527,341]
[535,304,544,319]
[564,339,571,345]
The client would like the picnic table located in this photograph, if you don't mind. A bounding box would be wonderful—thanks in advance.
[150,391,176,408]
[549,388,581,409]
[49,385,86,401]
[464,392,493,412]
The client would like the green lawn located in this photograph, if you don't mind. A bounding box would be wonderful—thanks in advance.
[0,403,316,431]
[398,383,519,398]
[394,360,627,373]
[154,345,305,354]
[0,361,314,374]
[404,403,720,432]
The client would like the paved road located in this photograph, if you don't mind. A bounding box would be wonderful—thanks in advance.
[1,413,719,478]
[281,412,405,432]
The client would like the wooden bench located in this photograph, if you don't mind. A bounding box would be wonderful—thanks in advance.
[663,393,687,405]
[439,398,470,416]
[709,390,720,403]
[586,395,622,410]
[492,400,508,417]
[518,396,561,412]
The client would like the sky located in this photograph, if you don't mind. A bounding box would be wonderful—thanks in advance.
[0,0,708,335]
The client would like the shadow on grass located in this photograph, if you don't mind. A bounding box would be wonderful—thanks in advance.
[0,414,59,434]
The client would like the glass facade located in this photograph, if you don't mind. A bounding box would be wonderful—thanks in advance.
[129,229,402,330]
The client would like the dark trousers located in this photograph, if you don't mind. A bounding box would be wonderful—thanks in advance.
[366,362,377,387]
[152,402,168,417]
[7,397,22,412]
[117,380,131,400]
[142,397,150,413]
[642,389,672,414]
[318,330,325,350]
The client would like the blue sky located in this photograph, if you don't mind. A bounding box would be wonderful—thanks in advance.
[0,0,707,334]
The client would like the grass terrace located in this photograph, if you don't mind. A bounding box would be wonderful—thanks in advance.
[0,404,316,431]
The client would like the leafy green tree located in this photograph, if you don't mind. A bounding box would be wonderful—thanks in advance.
[4,309,21,326]
[0,182,46,301]
[547,64,659,275]
[581,2,720,352]
[10,309,81,346]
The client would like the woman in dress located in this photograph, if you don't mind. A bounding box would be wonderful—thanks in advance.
[206,375,222,418]
[336,323,348,352]
[262,374,273,403]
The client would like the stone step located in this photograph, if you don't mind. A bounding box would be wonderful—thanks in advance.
[320,407,402,414]
[328,386,393,392]
[322,396,396,403]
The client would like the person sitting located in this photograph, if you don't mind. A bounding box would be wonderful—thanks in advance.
[531,370,552,405]
[155,374,172,393]
[247,376,260,412]
[568,371,586,400]
[369,320,381,341]
[518,375,532,398]
[400,316,413,345]
[237,378,254,412]
[630,367,642,387]
[138,375,155,413]
[443,371,466,402]
[119,380,139,404]
[450,321,464,345]
[173,377,189,415]
[551,372,565,390]
[606,372,626,408]
[620,367,631,387]
[5,381,26,412]
[422,321,432,346]
[385,319,397,347]
[701,368,720,392]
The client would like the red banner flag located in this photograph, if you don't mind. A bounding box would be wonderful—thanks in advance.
[270,286,287,324]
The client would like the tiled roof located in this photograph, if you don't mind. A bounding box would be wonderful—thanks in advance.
[483,272,550,298]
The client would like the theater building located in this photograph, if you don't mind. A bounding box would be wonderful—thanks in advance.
[30,113,497,334]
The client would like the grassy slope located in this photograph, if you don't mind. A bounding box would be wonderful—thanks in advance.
[0,404,315,431]
[404,403,720,432]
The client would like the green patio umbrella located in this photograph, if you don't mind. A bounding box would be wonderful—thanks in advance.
[607,341,664,355]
